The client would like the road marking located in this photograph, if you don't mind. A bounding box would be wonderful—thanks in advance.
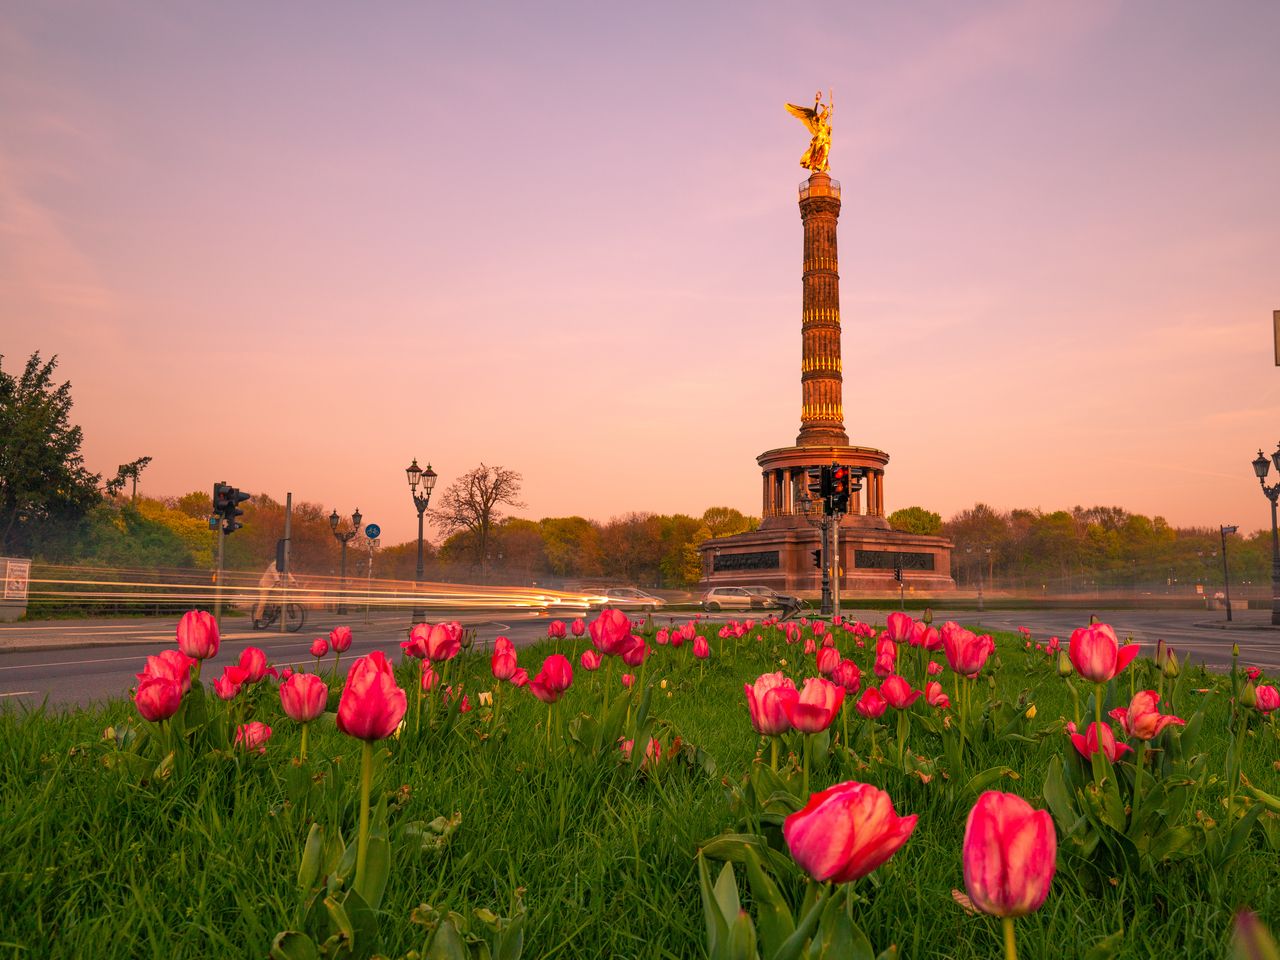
[0,691,37,698]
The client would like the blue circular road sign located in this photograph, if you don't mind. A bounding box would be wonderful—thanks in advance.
[364,523,381,539]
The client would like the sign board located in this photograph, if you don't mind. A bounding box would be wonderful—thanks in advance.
[363,523,381,540]
[4,559,30,601]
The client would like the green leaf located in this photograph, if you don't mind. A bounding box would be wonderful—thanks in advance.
[771,887,827,960]
[298,823,324,893]
[714,858,742,923]
[698,854,731,957]
[962,766,1017,799]
[270,931,320,960]
[742,846,795,958]
[426,917,470,960]
[1222,803,1265,862]
[1147,826,1204,862]
[354,835,391,910]
[324,894,354,944]
[811,891,862,960]
[727,908,759,960]
[1083,929,1125,960]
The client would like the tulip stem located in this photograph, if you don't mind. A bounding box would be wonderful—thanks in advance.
[1094,683,1104,732]
[802,734,811,797]
[770,738,778,772]
[354,740,373,896]
[299,722,309,764]
[414,667,423,736]
[1002,916,1018,960]
[1129,738,1147,832]
[546,702,553,757]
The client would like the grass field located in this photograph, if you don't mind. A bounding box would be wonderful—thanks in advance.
[0,615,1276,959]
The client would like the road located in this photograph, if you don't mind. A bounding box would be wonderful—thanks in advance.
[0,607,1275,710]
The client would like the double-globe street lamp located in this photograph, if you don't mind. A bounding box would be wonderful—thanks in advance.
[1250,444,1280,626]
[329,508,361,615]
[406,459,438,623]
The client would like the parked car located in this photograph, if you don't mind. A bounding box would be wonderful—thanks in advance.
[591,587,666,611]
[742,585,804,613]
[700,586,762,612]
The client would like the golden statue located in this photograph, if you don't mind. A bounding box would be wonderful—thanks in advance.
[785,90,833,173]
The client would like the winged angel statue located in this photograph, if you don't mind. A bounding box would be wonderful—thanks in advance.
[785,90,833,173]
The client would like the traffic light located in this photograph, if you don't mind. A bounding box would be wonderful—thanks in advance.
[830,465,850,514]
[893,554,904,583]
[212,482,251,535]
[811,549,822,569]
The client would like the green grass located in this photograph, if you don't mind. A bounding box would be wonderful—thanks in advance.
[0,618,1276,959]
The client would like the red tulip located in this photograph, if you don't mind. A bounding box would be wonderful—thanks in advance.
[420,663,439,691]
[234,721,273,754]
[784,677,845,733]
[580,648,602,671]
[309,638,329,659]
[212,671,241,701]
[495,635,514,654]
[655,628,670,645]
[1068,623,1138,683]
[444,685,471,713]
[570,618,586,637]
[328,625,353,653]
[547,620,567,639]
[528,653,573,703]
[135,675,183,721]
[621,673,635,688]
[881,675,922,709]
[1068,721,1131,762]
[783,781,917,883]
[911,621,942,650]
[803,638,817,656]
[509,667,529,687]
[963,791,1056,918]
[855,687,887,719]
[886,612,914,643]
[621,636,648,667]
[1256,685,1279,713]
[942,624,995,678]
[491,647,518,681]
[680,622,697,642]
[620,736,662,767]
[744,672,799,736]
[1245,665,1262,682]
[138,649,193,693]
[832,658,861,695]
[589,609,633,656]
[176,609,219,660]
[238,646,268,683]
[924,680,951,709]
[1109,690,1185,741]
[280,672,328,723]
[336,651,407,741]
[693,636,710,660]
[927,660,943,676]
[816,646,839,676]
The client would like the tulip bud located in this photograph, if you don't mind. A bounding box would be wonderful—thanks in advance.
[1232,642,1240,659]
[1057,650,1073,678]
[1162,648,1180,678]
[922,607,933,625]
[1242,681,1258,708]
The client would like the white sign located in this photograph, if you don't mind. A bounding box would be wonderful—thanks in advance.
[4,560,30,601]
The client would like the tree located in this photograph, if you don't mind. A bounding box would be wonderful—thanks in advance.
[702,506,759,538]
[429,464,525,580]
[887,506,942,536]
[106,456,153,500]
[0,352,102,555]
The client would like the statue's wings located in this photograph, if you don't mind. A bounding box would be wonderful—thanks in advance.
[785,102,820,134]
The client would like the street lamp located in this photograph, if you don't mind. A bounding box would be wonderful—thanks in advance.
[1250,444,1280,625]
[964,546,989,611]
[1220,524,1238,622]
[329,507,361,614]
[406,458,438,623]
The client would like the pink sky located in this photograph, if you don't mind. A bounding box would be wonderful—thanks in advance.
[4,1,1279,545]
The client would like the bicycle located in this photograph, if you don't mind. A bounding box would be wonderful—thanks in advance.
[253,600,306,632]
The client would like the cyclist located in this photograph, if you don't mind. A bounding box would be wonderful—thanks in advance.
[253,560,298,623]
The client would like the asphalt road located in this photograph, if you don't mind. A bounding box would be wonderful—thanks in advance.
[0,607,1275,710]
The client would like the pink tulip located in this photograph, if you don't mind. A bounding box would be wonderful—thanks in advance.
[832,658,861,695]
[784,677,845,733]
[1256,685,1279,713]
[1109,691,1185,741]
[420,663,439,691]
[588,609,633,656]
[620,736,662,767]
[494,635,514,654]
[886,611,914,643]
[744,672,799,736]
[680,622,697,642]
[490,646,517,681]
[803,638,816,656]
[309,638,329,659]
[443,685,471,713]
[816,646,840,676]
[547,620,567,639]
[528,654,573,703]
[408,623,460,662]
[655,628,670,645]
[784,781,917,883]
[280,672,328,723]
[924,680,951,709]
[138,649,193,693]
[942,624,995,679]
[570,618,586,637]
[509,667,529,688]
[1068,623,1138,683]
[1245,665,1262,682]
[912,622,942,650]
[238,647,268,684]
[176,609,219,660]
[693,636,710,660]
[881,675,922,710]
[927,660,943,676]
[855,687,887,719]
[621,673,635,688]
[1068,721,1131,762]
[135,675,183,722]
[963,791,1057,918]
[621,636,648,667]
[336,651,407,741]
[328,625,353,653]
[234,721,273,754]
[580,648,602,671]
[212,671,242,701]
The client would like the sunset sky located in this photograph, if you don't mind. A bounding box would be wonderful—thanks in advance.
[4,1,1279,545]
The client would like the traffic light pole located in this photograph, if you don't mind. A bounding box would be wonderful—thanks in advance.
[830,515,841,618]
[214,524,225,630]
[819,518,832,617]
[280,492,292,635]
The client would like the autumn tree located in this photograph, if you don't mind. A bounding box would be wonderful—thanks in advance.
[701,506,759,538]
[0,352,102,555]
[429,464,525,580]
[887,506,942,536]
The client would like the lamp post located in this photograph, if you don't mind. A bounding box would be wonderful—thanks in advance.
[406,459,438,623]
[1220,524,1238,622]
[1250,445,1280,625]
[965,546,989,611]
[329,507,361,615]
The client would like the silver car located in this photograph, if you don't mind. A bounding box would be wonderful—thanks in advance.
[594,587,665,612]
[700,586,760,612]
